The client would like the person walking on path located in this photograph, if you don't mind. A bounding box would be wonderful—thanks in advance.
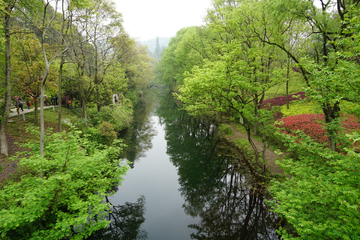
[55,95,58,105]
[51,95,55,106]
[18,98,24,111]
[26,101,31,109]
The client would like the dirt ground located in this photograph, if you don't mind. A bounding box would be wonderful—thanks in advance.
[0,133,26,184]
[228,124,284,175]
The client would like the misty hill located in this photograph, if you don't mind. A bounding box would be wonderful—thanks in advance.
[141,37,171,54]
[140,37,171,60]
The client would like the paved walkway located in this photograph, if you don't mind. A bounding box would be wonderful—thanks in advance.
[9,106,56,118]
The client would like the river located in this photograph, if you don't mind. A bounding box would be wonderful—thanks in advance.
[87,94,280,240]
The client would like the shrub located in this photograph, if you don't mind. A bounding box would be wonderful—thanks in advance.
[281,100,360,117]
[261,92,306,120]
[85,126,103,145]
[219,124,233,136]
[268,132,360,240]
[98,121,117,146]
[261,91,306,110]
[0,127,129,239]
[235,138,254,158]
[88,101,133,132]
[277,113,360,149]
[280,101,322,116]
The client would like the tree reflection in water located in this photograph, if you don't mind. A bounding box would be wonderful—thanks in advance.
[188,167,279,240]
[120,92,157,168]
[86,196,148,240]
[157,94,279,239]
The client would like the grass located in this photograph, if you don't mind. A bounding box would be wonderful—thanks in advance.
[265,76,306,100]
[280,100,360,117]
[280,100,322,117]
[7,107,77,143]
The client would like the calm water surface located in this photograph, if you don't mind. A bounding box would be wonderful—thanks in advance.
[88,95,279,240]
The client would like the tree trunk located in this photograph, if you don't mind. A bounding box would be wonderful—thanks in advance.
[40,82,45,156]
[83,98,87,120]
[0,4,13,157]
[261,122,267,173]
[243,119,264,171]
[58,59,63,132]
[286,80,289,109]
[253,98,258,136]
[323,101,340,151]
[286,57,290,109]
[34,97,38,125]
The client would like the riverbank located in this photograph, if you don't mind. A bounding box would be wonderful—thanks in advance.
[0,106,74,184]
[227,123,284,176]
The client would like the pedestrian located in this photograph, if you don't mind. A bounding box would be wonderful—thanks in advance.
[51,95,55,106]
[26,101,31,109]
[19,98,24,111]
[55,95,58,105]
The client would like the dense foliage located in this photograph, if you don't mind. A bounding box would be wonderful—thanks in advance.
[0,127,129,239]
[278,113,360,150]
[156,0,360,239]
[268,133,360,239]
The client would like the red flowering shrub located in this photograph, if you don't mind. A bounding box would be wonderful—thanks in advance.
[342,115,360,130]
[278,113,360,149]
[261,92,306,110]
[279,114,327,144]
[261,92,306,120]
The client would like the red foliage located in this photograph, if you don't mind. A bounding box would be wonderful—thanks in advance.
[261,92,306,110]
[261,92,306,120]
[278,113,360,149]
[279,114,327,144]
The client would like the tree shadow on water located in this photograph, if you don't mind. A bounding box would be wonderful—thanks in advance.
[86,196,148,240]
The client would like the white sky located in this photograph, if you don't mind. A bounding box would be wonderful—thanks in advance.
[114,0,213,41]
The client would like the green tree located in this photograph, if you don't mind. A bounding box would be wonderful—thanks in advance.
[155,26,214,92]
[0,127,129,239]
[256,0,360,150]
[177,2,283,173]
[0,0,11,157]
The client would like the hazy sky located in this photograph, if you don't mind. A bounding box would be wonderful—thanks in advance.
[114,0,213,41]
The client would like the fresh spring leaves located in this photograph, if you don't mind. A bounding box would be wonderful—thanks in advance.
[0,126,129,239]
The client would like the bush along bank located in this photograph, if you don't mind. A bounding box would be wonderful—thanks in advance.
[0,126,129,239]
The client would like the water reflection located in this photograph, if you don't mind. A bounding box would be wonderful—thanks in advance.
[188,169,279,239]
[157,94,279,239]
[120,92,157,168]
[86,196,148,240]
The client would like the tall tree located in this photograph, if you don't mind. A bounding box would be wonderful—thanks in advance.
[78,0,124,112]
[0,0,13,157]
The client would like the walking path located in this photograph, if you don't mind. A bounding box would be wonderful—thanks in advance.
[8,106,56,118]
[228,123,284,175]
